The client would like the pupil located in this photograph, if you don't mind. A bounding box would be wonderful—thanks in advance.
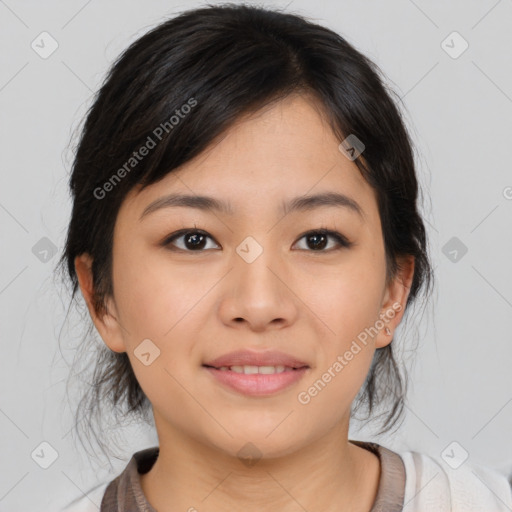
[309,233,326,250]
[186,233,206,250]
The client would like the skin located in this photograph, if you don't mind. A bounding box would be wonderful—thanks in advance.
[75,93,414,512]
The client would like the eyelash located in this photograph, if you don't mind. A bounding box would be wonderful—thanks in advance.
[161,228,353,253]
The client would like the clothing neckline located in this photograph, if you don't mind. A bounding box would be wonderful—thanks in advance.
[100,440,406,511]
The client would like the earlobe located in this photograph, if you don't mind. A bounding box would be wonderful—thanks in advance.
[74,254,126,353]
[375,255,415,349]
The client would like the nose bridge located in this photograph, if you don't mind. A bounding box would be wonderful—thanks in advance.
[219,233,298,329]
[234,234,282,295]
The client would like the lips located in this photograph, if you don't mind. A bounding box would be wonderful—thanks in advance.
[204,365,309,396]
[202,349,310,370]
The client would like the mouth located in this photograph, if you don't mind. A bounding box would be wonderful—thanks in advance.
[202,364,309,373]
[202,349,310,370]
[202,364,310,396]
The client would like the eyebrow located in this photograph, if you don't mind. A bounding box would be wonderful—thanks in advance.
[139,191,364,221]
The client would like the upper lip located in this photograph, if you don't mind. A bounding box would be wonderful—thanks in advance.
[203,349,310,369]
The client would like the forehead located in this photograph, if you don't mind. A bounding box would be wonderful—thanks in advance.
[120,94,379,224]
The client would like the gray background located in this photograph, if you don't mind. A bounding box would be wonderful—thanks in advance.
[1,0,511,510]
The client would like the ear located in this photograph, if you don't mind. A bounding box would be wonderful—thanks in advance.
[74,253,126,353]
[374,255,415,349]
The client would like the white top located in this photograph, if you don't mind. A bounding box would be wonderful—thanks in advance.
[400,450,512,510]
[61,447,512,511]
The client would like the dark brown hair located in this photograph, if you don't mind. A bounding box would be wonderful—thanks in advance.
[56,2,434,460]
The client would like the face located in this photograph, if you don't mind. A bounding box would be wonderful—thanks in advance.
[76,93,413,459]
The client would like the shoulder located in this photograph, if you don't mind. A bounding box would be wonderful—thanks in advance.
[398,448,512,511]
[60,446,158,512]
[60,481,110,512]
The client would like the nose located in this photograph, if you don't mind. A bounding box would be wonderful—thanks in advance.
[217,242,299,332]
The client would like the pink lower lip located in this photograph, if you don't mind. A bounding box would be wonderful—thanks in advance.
[203,366,309,396]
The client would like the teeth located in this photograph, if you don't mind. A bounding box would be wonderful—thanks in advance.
[219,365,290,374]
[259,365,284,374]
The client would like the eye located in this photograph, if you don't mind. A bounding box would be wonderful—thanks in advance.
[293,229,353,252]
[161,228,353,253]
[162,229,220,252]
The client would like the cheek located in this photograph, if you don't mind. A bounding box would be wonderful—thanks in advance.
[114,260,201,417]
[294,347,372,439]
[296,269,383,422]
[113,246,205,340]
[297,255,385,406]
[111,247,212,394]
[305,257,386,342]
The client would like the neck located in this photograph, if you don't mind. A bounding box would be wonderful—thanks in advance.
[140,421,380,512]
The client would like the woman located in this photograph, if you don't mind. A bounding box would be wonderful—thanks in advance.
[59,4,512,511]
